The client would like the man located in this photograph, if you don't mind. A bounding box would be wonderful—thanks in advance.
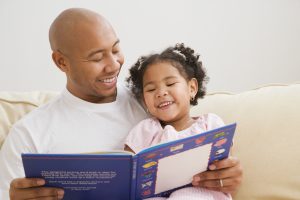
[0,8,242,200]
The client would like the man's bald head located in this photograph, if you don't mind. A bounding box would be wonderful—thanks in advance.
[49,8,112,54]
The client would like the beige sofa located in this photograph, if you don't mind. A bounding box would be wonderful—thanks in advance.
[1,83,300,200]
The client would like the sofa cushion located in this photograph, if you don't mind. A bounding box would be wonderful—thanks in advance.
[0,91,58,147]
[191,83,300,200]
[0,84,299,200]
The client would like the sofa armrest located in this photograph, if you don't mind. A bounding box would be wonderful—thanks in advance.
[0,91,58,148]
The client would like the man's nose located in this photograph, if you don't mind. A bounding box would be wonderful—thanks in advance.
[104,54,121,73]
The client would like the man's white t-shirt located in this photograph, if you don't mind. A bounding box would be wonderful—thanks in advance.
[0,84,147,199]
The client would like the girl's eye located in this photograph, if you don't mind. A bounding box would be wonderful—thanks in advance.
[145,88,155,92]
[166,82,177,87]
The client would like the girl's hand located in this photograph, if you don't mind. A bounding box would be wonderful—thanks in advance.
[9,178,64,200]
[192,156,243,195]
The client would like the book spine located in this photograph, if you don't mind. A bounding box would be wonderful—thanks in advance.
[130,155,138,200]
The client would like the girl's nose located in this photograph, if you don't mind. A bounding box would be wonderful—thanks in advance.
[156,89,168,98]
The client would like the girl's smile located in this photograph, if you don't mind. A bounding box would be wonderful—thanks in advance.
[142,61,197,130]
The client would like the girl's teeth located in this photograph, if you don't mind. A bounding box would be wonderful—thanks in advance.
[159,101,172,108]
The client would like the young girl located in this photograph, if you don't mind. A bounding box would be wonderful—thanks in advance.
[125,43,231,200]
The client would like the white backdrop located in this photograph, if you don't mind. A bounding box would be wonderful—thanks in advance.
[0,0,299,92]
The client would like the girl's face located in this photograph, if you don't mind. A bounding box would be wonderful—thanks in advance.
[142,61,198,127]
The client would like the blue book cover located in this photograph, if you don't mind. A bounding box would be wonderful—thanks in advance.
[22,123,236,200]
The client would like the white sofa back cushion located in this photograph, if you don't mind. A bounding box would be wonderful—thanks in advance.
[0,83,299,199]
[191,83,300,200]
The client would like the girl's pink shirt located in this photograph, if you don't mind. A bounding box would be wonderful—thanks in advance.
[125,113,225,153]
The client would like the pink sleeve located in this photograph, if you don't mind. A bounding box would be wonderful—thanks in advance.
[206,113,234,147]
[125,118,161,153]
[206,113,225,130]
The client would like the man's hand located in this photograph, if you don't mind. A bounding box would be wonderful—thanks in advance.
[192,156,243,195]
[9,178,64,200]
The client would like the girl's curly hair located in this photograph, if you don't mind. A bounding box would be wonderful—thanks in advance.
[126,43,209,106]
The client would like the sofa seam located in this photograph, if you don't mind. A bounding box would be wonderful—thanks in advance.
[0,98,39,107]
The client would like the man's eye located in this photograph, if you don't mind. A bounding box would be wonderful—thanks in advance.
[91,58,103,62]
[112,50,120,54]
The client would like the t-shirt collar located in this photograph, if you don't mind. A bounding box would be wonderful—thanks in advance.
[61,85,121,112]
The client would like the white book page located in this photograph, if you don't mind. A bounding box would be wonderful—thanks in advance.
[155,143,212,194]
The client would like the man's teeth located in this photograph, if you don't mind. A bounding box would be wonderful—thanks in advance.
[158,101,173,108]
[101,77,116,83]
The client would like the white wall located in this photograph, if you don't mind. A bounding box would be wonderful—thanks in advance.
[1,0,299,92]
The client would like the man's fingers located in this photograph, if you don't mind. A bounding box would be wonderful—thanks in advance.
[29,196,62,200]
[30,187,64,199]
[195,167,236,181]
[208,156,239,170]
[194,177,234,188]
[10,178,45,189]
[193,177,239,193]
[192,172,242,195]
[192,156,243,195]
[9,178,64,200]
[10,187,64,200]
[194,157,242,181]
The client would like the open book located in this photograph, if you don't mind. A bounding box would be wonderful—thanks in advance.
[22,123,236,200]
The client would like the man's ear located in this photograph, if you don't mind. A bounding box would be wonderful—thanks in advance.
[189,78,198,97]
[52,51,69,72]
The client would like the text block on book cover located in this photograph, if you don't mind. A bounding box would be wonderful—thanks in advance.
[154,143,212,194]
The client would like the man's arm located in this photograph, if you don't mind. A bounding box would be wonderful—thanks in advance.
[0,124,64,200]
